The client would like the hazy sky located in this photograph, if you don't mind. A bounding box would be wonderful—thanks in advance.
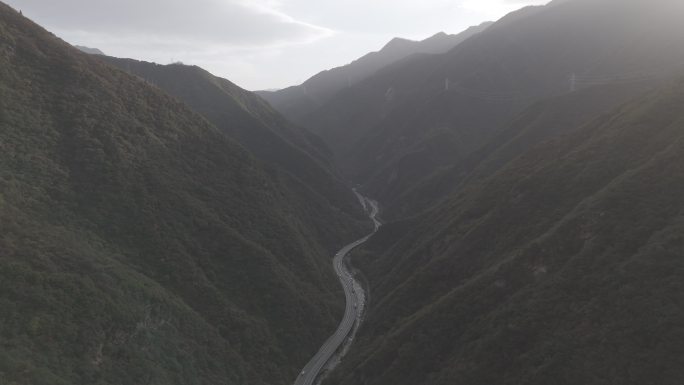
[6,0,547,90]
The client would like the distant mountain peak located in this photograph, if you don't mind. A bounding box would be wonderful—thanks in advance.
[428,31,449,39]
[259,22,493,123]
[383,37,415,50]
[74,45,105,55]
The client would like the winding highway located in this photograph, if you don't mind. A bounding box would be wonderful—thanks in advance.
[294,192,381,385]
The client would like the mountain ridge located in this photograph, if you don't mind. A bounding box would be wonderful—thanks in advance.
[257,22,492,124]
[298,0,684,220]
[74,45,104,55]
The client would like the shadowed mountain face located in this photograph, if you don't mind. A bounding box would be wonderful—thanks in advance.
[0,3,367,384]
[293,0,684,218]
[257,22,492,124]
[327,74,684,385]
[100,56,363,226]
[307,1,684,384]
[379,80,661,220]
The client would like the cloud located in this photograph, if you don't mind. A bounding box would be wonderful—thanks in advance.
[5,0,550,90]
[5,0,336,89]
[9,0,332,47]
[263,0,462,35]
[459,0,548,16]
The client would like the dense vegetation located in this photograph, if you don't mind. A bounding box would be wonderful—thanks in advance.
[99,56,363,225]
[326,74,684,385]
[0,3,366,384]
[382,81,660,220]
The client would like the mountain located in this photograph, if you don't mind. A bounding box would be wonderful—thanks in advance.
[99,56,362,224]
[257,22,492,124]
[305,1,684,384]
[380,80,660,220]
[327,72,684,385]
[74,45,105,55]
[0,3,367,385]
[299,0,684,217]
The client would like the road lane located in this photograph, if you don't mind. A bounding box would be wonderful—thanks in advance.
[293,192,380,385]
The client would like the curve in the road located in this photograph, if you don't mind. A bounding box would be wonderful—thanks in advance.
[293,192,380,385]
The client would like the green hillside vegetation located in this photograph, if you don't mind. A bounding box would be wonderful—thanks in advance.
[99,56,362,224]
[326,76,684,385]
[382,81,659,220]
[0,3,365,384]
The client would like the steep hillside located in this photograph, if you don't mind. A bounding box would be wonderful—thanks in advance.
[381,81,659,219]
[327,76,684,385]
[100,56,362,223]
[303,0,684,215]
[258,22,492,124]
[0,4,366,385]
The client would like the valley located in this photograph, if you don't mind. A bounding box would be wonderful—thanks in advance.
[295,193,380,385]
[2,0,684,384]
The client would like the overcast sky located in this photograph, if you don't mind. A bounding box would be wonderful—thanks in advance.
[6,0,547,90]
